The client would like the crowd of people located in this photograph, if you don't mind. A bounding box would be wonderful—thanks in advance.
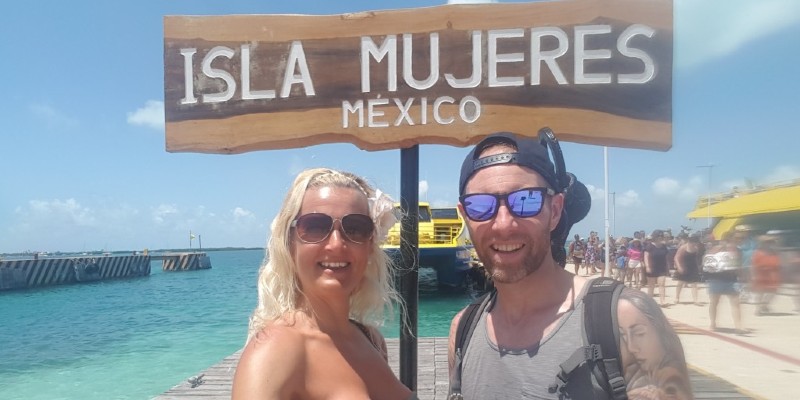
[568,225,800,333]
[230,130,800,398]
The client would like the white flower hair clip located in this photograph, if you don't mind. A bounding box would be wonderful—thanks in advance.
[369,189,397,243]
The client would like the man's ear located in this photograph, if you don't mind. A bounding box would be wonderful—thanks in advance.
[457,202,475,233]
[457,202,471,227]
[549,193,565,231]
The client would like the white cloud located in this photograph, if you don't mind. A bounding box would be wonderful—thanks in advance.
[616,190,641,207]
[15,198,95,227]
[762,165,800,185]
[585,184,605,200]
[678,186,698,201]
[99,203,139,221]
[127,100,165,130]
[419,180,429,198]
[720,179,748,192]
[584,187,641,208]
[717,166,800,192]
[447,0,497,3]
[232,207,255,222]
[4,198,270,253]
[677,0,800,69]
[687,175,704,189]
[430,199,453,208]
[651,177,698,200]
[652,177,680,196]
[152,203,179,224]
[29,103,78,129]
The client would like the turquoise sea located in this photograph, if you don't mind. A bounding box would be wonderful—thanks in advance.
[0,249,474,400]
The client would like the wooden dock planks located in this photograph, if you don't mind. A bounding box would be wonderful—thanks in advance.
[155,337,754,399]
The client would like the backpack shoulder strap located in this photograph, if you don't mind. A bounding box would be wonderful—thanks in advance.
[551,278,627,399]
[584,277,627,399]
[448,290,494,399]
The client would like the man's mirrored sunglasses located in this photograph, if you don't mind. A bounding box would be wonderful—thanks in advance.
[291,213,374,244]
[459,187,555,222]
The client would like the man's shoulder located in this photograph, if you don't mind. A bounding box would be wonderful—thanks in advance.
[449,295,489,342]
[450,307,468,334]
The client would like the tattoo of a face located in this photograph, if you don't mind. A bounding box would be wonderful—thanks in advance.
[617,289,694,399]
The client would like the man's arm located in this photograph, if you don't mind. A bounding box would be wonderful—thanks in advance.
[616,288,694,399]
[448,309,466,374]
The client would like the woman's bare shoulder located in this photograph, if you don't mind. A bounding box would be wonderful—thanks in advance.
[244,319,310,363]
[232,322,307,399]
[255,321,305,344]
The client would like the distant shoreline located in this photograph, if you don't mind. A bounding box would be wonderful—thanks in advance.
[0,247,264,258]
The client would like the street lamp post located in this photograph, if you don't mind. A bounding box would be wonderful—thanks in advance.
[604,147,610,277]
[696,164,714,231]
[611,192,616,237]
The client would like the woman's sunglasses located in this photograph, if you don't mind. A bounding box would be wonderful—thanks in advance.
[459,187,555,222]
[291,213,374,244]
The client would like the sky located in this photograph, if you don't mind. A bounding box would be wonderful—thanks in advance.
[1,0,799,254]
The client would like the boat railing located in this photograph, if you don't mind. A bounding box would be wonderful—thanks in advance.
[695,178,800,209]
[433,223,462,244]
[382,207,465,247]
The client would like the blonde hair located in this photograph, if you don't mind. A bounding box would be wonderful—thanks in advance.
[247,168,402,341]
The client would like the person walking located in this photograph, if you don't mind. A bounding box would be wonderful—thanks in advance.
[751,235,782,315]
[568,234,585,276]
[615,244,628,282]
[645,229,670,307]
[448,131,691,399]
[734,225,757,303]
[705,232,744,334]
[674,234,703,305]
[627,239,644,288]
[585,235,600,275]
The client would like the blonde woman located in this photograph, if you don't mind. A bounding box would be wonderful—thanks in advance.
[232,168,414,400]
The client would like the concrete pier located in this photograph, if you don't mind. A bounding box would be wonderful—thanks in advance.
[0,251,212,291]
[0,255,150,291]
[157,252,212,271]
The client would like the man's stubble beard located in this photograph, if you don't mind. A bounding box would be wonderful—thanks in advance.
[477,223,553,285]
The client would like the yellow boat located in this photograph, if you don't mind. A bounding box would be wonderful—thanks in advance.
[382,202,473,289]
[686,180,800,239]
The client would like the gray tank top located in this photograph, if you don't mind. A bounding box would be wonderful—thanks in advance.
[461,283,595,399]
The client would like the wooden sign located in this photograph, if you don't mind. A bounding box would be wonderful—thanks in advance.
[164,0,672,154]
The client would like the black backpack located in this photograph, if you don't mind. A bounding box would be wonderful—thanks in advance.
[448,277,627,400]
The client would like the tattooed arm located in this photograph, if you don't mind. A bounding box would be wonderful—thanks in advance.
[616,288,694,399]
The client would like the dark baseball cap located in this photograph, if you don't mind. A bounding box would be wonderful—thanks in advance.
[459,132,559,195]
